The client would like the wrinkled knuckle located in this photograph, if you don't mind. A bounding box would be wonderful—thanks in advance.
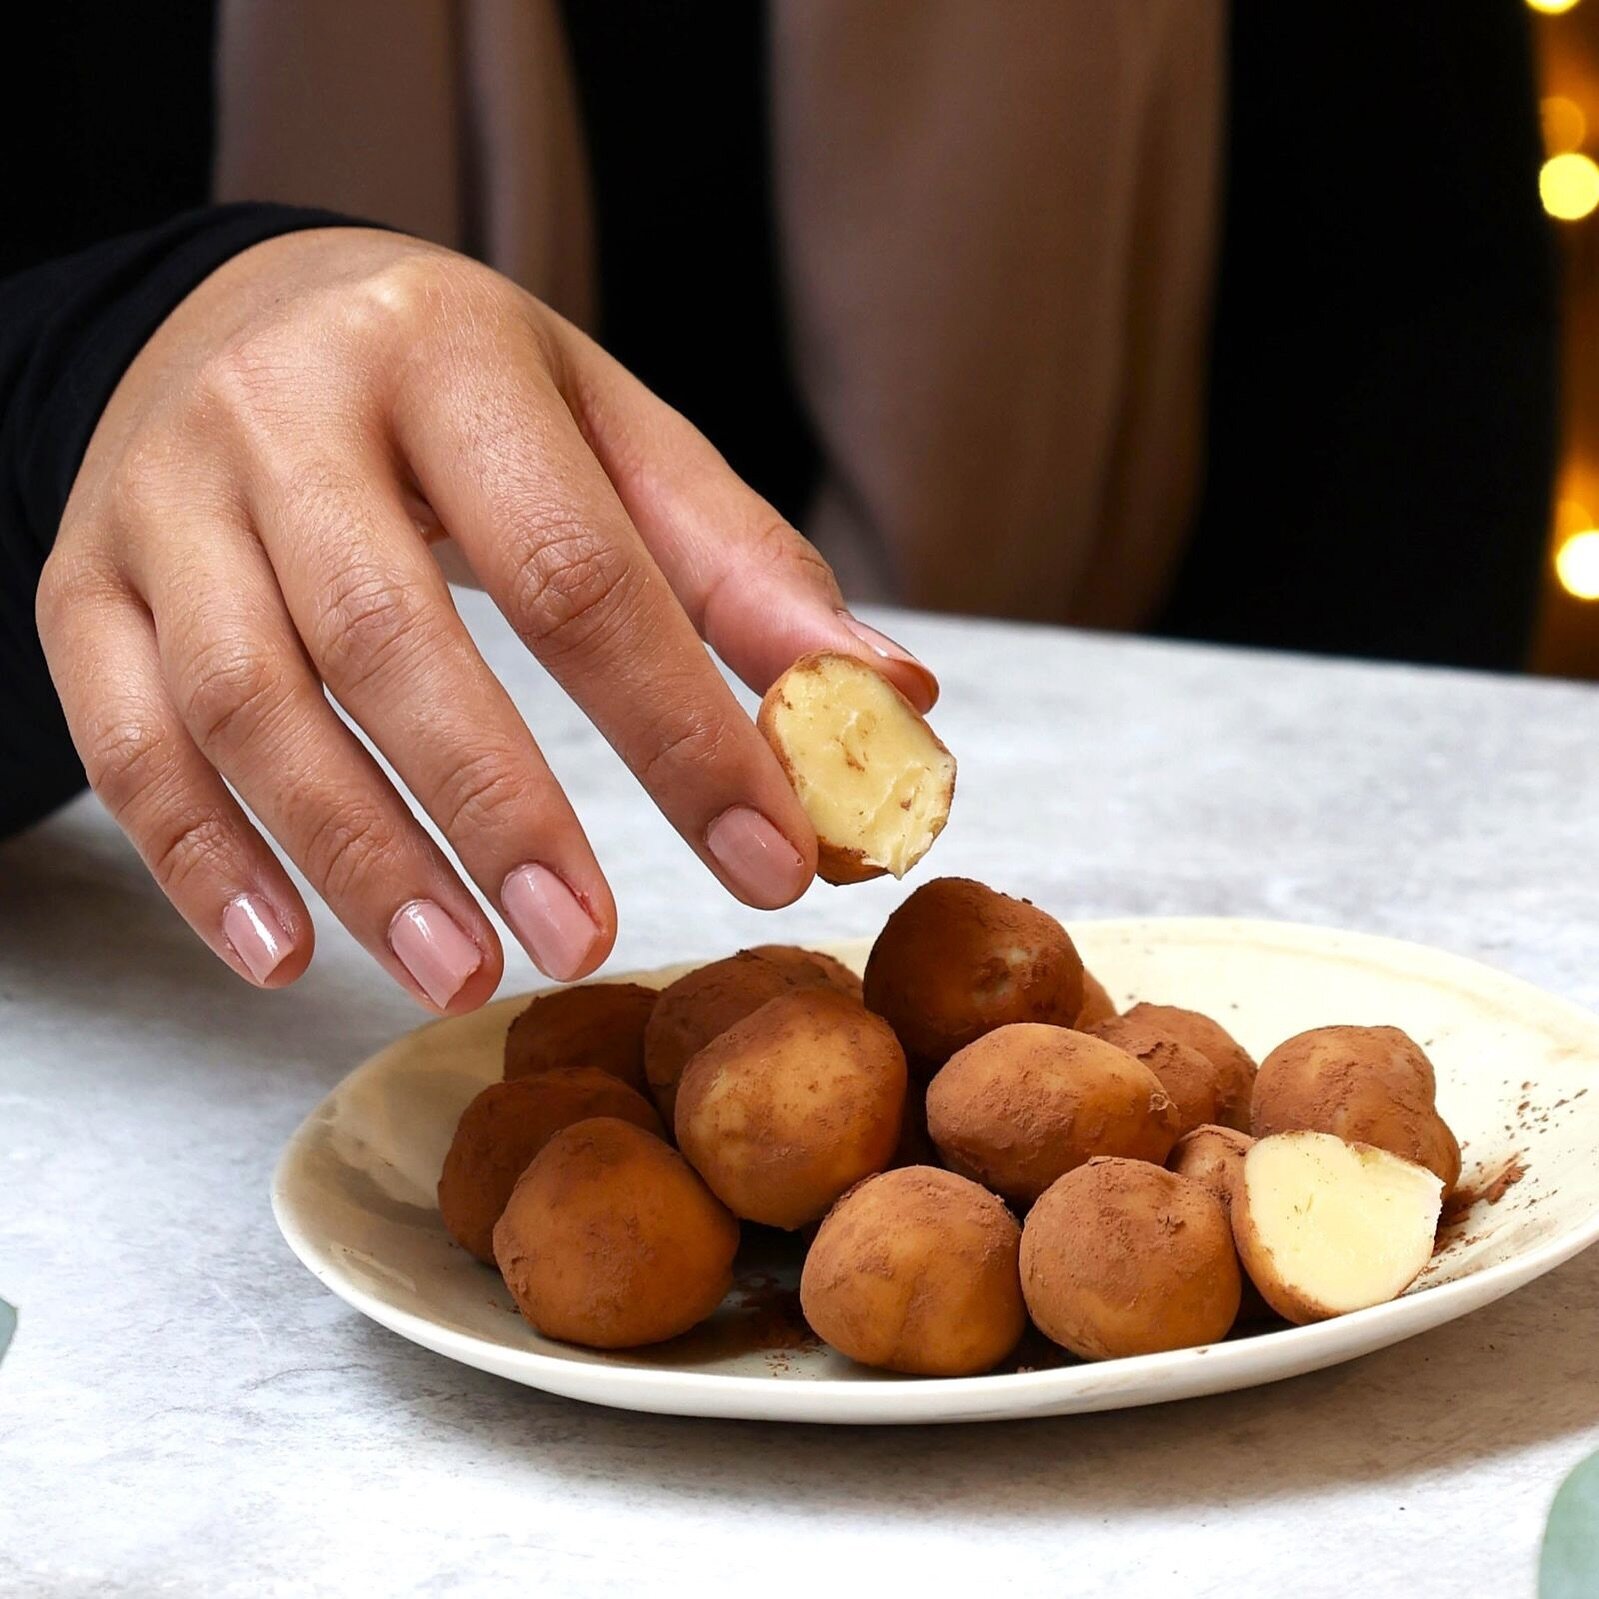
[302,804,399,904]
[196,330,304,451]
[756,518,834,589]
[81,717,170,818]
[147,808,237,896]
[508,525,635,661]
[435,749,527,843]
[178,639,291,758]
[640,710,733,792]
[313,561,437,695]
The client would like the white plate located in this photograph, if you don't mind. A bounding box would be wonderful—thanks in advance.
[273,919,1599,1424]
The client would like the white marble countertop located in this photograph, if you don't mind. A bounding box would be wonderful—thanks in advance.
[3,596,1597,1598]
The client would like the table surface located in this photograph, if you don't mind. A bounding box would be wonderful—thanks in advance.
[3,596,1597,1599]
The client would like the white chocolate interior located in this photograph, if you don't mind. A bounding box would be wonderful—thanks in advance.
[768,661,955,878]
[1243,1133,1443,1315]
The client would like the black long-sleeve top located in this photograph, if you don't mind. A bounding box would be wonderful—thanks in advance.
[0,2,1559,841]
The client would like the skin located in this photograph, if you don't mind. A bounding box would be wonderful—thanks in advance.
[36,229,937,1011]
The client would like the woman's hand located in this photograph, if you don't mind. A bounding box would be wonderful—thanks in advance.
[35,229,936,1011]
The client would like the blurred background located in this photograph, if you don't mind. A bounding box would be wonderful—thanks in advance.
[1531,0,1599,678]
[18,3,1599,680]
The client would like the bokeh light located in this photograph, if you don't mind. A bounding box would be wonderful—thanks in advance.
[1555,529,1599,599]
[1541,95,1588,153]
[1528,0,1582,15]
[1540,151,1599,218]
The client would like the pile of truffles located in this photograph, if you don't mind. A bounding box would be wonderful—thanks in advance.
[438,877,1461,1374]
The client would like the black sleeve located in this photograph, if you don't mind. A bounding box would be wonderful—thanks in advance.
[0,203,361,838]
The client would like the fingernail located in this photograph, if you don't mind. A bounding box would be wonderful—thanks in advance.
[222,894,290,984]
[837,612,939,711]
[706,806,810,908]
[388,899,482,1008]
[501,864,602,981]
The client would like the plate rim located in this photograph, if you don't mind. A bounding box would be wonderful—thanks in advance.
[271,915,1599,1423]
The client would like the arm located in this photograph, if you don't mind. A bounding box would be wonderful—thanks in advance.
[16,221,937,1012]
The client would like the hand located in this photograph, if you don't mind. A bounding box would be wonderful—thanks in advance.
[36,228,936,1012]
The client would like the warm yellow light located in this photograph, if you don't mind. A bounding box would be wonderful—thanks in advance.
[1528,0,1582,15]
[1556,497,1595,538]
[1542,96,1588,154]
[1555,529,1599,600]
[1541,152,1599,219]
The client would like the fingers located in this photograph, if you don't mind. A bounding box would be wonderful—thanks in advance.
[36,565,313,990]
[549,318,939,711]
[121,513,505,1013]
[394,345,819,910]
[251,454,617,979]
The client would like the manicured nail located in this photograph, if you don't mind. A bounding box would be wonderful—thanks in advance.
[222,894,290,984]
[388,899,482,1008]
[501,864,602,981]
[837,612,938,711]
[706,806,810,908]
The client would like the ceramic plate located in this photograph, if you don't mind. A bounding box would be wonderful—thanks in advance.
[272,919,1599,1424]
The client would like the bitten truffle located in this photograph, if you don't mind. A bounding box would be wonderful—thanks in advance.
[757,651,956,883]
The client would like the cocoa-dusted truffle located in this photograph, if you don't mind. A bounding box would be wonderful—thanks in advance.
[674,988,906,1229]
[926,1023,1180,1208]
[1085,1013,1227,1138]
[1167,1123,1255,1210]
[493,1118,739,1348]
[644,951,831,1122]
[1252,1024,1459,1192]
[1121,1003,1257,1132]
[1021,1158,1241,1359]
[503,982,658,1093]
[746,944,864,1002]
[800,1166,1025,1376]
[1076,968,1118,1028]
[1167,1123,1274,1324]
[437,1067,663,1263]
[863,878,1084,1065]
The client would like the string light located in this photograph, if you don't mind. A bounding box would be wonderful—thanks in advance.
[1528,0,1582,15]
[1555,530,1599,600]
[1540,151,1599,219]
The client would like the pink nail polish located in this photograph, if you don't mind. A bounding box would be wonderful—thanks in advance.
[501,865,602,981]
[705,806,810,909]
[388,900,482,1008]
[222,894,290,984]
[837,612,939,712]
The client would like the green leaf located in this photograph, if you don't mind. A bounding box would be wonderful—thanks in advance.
[1541,1450,1599,1599]
[0,1297,13,1366]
